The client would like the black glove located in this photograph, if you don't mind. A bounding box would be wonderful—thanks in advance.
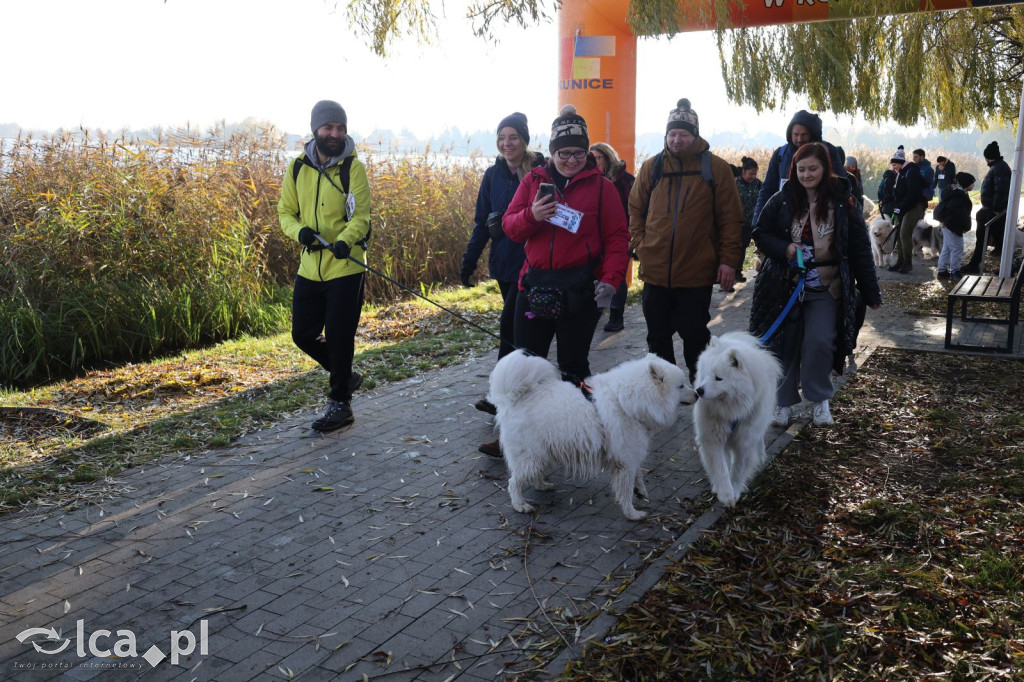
[332,240,351,259]
[298,227,317,247]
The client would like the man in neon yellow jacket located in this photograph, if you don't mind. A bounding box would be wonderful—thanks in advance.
[278,100,371,432]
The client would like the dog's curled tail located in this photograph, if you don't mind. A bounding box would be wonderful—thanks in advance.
[488,350,559,408]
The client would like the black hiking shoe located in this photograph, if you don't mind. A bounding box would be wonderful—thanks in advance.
[311,400,354,432]
[478,439,502,458]
[349,371,363,394]
[474,398,497,415]
[603,309,625,332]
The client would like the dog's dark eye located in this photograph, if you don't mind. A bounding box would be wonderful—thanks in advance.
[714,375,722,381]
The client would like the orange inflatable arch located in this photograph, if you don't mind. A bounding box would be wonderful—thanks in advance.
[560,0,1024,171]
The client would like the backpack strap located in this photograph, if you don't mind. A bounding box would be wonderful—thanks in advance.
[641,152,664,222]
[699,150,715,193]
[292,154,354,194]
[641,150,718,221]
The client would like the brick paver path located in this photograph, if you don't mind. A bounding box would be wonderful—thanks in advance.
[1,260,1017,680]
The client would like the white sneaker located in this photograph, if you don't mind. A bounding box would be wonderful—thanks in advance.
[812,400,834,426]
[771,406,791,427]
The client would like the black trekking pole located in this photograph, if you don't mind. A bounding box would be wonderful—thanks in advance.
[310,233,516,353]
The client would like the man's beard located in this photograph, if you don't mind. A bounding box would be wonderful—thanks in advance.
[315,133,346,158]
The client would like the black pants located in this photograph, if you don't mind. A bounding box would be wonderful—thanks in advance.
[968,207,1006,266]
[497,280,518,359]
[641,283,713,380]
[514,290,601,383]
[736,222,753,271]
[292,273,365,402]
[609,280,627,311]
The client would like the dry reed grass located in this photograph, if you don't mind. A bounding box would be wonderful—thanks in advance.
[0,129,482,386]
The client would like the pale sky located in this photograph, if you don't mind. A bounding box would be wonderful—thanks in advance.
[3,0,904,144]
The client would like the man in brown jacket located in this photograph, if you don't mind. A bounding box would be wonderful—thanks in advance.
[628,98,744,381]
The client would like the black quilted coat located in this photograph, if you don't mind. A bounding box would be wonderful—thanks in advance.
[748,180,882,374]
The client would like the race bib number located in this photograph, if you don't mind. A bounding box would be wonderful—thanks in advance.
[547,204,584,234]
[346,192,356,221]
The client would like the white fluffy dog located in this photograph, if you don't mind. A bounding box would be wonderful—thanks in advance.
[488,350,695,520]
[692,332,782,508]
[861,196,876,219]
[868,214,897,268]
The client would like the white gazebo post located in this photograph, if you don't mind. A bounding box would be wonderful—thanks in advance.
[1000,76,1024,277]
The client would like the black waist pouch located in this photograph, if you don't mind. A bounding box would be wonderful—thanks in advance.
[486,211,506,240]
[523,265,595,320]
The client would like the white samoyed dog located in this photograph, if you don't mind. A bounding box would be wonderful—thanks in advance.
[488,350,695,520]
[692,332,783,508]
[868,214,897,268]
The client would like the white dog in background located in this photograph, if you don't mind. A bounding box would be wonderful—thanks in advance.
[489,350,695,520]
[692,332,782,508]
[868,214,898,268]
[861,196,876,219]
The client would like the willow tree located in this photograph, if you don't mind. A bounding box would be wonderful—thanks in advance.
[338,0,1023,128]
[711,6,1024,130]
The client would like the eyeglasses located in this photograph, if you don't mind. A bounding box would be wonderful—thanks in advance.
[556,149,588,161]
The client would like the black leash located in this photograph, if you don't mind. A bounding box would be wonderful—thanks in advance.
[309,234,517,354]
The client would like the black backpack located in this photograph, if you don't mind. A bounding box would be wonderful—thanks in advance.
[641,150,715,220]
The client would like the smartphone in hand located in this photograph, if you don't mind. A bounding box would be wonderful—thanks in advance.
[537,183,556,203]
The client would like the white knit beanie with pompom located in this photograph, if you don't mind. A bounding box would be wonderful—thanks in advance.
[666,98,699,136]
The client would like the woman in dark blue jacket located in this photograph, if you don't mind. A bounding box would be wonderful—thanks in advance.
[460,113,543,453]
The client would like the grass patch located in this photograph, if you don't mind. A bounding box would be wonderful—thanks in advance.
[563,349,1024,680]
[0,282,504,511]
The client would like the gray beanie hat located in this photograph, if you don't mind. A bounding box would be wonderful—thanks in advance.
[311,100,347,133]
[845,156,858,168]
[890,145,906,165]
[667,98,699,136]
[549,104,589,153]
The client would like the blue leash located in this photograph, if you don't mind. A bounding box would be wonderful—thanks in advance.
[758,248,806,345]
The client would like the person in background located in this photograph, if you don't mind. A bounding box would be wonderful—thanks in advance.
[844,156,864,209]
[278,100,371,432]
[590,141,635,332]
[877,168,897,219]
[734,156,762,285]
[913,148,935,199]
[888,145,926,274]
[962,141,1012,274]
[932,172,975,280]
[750,142,881,427]
[934,155,957,196]
[460,113,545,456]
[503,104,629,384]
[628,98,743,382]
[752,109,847,227]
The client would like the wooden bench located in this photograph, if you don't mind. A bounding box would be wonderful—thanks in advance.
[945,256,1024,353]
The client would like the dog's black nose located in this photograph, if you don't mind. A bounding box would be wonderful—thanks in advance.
[696,387,705,397]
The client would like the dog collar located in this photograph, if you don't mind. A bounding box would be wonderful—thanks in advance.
[578,380,594,403]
